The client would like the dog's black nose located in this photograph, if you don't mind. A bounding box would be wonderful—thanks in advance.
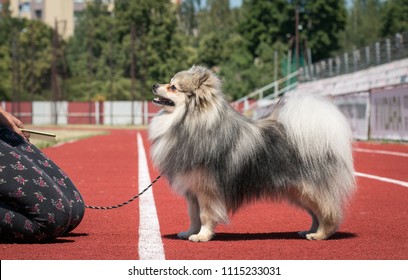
[152,84,159,91]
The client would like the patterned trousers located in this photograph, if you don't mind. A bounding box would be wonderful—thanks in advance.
[0,127,85,243]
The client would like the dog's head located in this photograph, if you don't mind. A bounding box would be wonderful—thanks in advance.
[152,66,222,113]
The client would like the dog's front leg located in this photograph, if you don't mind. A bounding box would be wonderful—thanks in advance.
[177,193,201,240]
[188,192,227,242]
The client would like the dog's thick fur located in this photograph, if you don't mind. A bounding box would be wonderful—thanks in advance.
[149,66,355,242]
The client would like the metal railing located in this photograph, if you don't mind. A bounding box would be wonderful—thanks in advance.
[232,31,408,115]
[231,70,299,113]
[299,31,408,82]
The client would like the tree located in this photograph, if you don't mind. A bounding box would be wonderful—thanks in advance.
[65,0,191,101]
[199,0,234,35]
[219,34,261,100]
[0,2,13,100]
[19,20,54,99]
[239,0,289,58]
[195,0,241,67]
[178,0,202,38]
[381,0,408,37]
[65,1,120,100]
[10,0,405,103]
[286,0,347,62]
[114,0,190,99]
[341,0,384,51]
[0,44,12,100]
[0,3,54,101]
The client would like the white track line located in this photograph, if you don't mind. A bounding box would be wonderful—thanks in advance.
[354,148,408,158]
[137,133,165,260]
[355,172,408,188]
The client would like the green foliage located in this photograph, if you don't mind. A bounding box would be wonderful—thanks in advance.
[340,0,384,51]
[1,0,407,102]
[294,0,347,61]
[226,0,346,98]
[239,0,288,57]
[219,34,257,100]
[381,0,408,36]
[178,0,201,37]
[64,0,190,101]
[0,3,12,100]
[0,44,12,100]
[19,20,54,99]
[0,9,53,101]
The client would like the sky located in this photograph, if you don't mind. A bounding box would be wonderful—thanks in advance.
[230,0,243,8]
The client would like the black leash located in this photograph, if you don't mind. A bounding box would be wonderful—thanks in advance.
[84,174,162,210]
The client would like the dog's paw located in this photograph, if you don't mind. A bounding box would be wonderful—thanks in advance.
[305,232,327,241]
[188,233,213,242]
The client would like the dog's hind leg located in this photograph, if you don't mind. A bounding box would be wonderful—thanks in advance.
[177,193,201,240]
[305,206,341,241]
[303,195,342,241]
[290,188,341,240]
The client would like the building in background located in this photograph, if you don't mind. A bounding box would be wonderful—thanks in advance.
[1,0,114,39]
[0,1,181,39]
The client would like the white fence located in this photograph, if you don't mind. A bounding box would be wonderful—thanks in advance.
[370,86,408,140]
[0,100,158,126]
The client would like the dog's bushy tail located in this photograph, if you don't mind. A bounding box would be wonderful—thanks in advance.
[274,91,356,199]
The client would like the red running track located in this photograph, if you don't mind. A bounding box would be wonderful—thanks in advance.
[1,129,407,260]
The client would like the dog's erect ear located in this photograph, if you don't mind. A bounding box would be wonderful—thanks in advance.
[188,65,222,109]
[196,67,212,88]
[191,66,211,89]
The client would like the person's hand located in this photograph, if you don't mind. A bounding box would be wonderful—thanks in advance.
[0,107,30,140]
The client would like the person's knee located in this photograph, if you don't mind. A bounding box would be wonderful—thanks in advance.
[66,202,85,233]
[33,208,72,242]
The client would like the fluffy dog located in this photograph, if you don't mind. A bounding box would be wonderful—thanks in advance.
[149,66,355,242]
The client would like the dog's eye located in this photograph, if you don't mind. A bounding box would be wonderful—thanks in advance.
[170,85,177,91]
